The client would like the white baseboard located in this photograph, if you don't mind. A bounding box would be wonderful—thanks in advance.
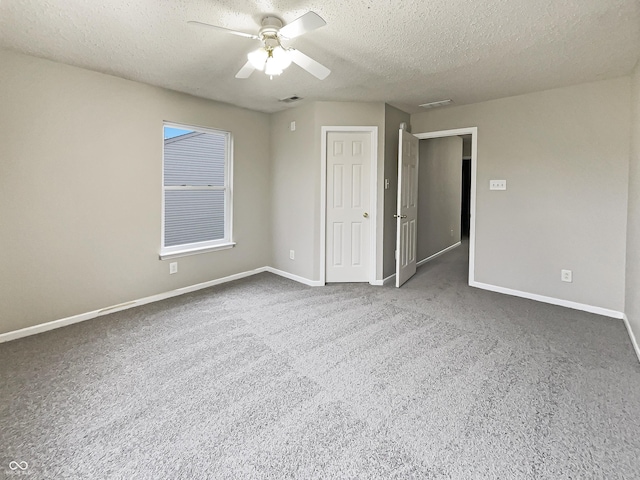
[0,266,281,344]
[370,273,396,286]
[623,314,640,364]
[264,267,324,287]
[383,274,396,285]
[371,243,462,287]
[417,242,462,268]
[470,280,624,319]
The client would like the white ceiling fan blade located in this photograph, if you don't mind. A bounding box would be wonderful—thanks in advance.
[235,60,255,79]
[279,12,326,39]
[188,21,259,40]
[288,49,331,80]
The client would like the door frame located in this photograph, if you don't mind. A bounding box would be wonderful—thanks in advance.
[320,126,378,285]
[414,127,478,285]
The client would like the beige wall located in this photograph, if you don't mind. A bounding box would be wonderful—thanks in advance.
[417,137,463,261]
[270,101,385,281]
[2,48,635,339]
[0,49,272,334]
[626,63,640,349]
[383,105,411,278]
[270,103,317,280]
[462,137,472,157]
[411,78,630,312]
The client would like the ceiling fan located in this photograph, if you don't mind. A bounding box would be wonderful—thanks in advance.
[188,12,331,80]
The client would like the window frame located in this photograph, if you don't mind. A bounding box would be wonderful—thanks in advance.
[160,121,234,260]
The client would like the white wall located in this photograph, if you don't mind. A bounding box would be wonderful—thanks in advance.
[0,49,272,335]
[417,137,463,261]
[411,78,630,313]
[626,62,640,352]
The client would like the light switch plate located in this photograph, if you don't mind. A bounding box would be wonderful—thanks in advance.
[490,180,507,190]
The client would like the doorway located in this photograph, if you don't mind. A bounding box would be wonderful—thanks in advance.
[413,127,477,285]
[321,127,378,284]
[462,155,471,237]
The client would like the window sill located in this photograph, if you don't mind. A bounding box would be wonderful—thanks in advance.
[159,242,236,260]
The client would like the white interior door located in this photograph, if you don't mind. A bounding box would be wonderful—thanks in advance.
[326,131,371,282]
[396,128,419,287]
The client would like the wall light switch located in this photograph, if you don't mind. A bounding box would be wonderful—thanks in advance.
[290,121,296,131]
[490,180,507,190]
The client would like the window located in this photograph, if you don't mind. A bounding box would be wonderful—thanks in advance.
[160,123,233,258]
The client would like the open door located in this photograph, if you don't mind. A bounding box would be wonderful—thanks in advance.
[395,128,419,287]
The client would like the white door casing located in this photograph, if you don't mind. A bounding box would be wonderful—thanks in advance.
[396,129,419,287]
[326,131,371,282]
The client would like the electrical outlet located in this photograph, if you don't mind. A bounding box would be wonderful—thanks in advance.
[289,250,295,260]
[561,269,572,283]
[169,262,178,275]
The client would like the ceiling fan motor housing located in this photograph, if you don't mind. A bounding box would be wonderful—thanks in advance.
[260,17,283,38]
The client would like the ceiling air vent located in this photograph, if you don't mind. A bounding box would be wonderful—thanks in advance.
[419,99,453,109]
[279,95,302,103]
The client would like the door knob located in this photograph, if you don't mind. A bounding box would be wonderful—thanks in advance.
[363,212,369,218]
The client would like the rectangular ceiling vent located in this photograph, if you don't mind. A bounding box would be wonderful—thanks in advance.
[279,95,302,103]
[419,99,453,109]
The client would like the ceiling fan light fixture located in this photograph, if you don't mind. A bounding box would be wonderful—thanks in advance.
[247,47,268,70]
[264,56,283,76]
[248,46,290,77]
[271,46,292,70]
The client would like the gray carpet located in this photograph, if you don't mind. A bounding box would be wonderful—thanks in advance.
[2,244,640,479]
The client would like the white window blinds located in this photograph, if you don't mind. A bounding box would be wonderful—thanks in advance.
[161,125,232,256]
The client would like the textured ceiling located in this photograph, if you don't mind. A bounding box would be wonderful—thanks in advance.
[1,0,639,113]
